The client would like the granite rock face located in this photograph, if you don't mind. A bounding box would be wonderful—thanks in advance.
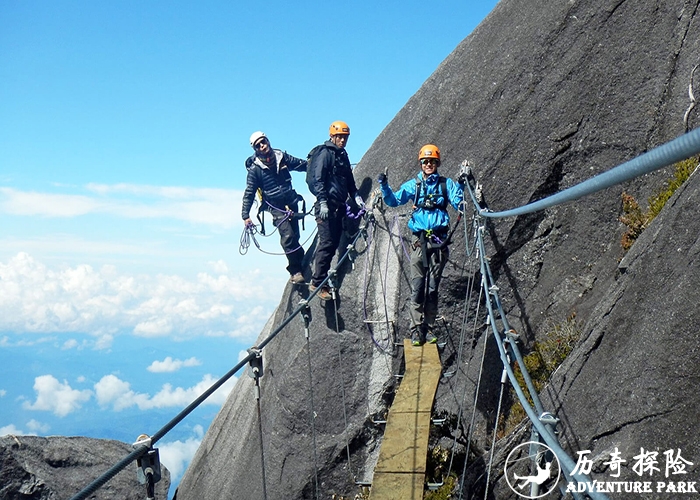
[0,435,170,500]
[177,0,700,498]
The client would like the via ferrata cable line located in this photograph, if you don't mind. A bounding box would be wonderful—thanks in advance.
[328,269,358,483]
[247,348,268,500]
[361,214,397,354]
[300,301,320,500]
[460,178,608,499]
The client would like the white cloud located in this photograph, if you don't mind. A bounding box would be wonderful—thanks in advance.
[0,184,243,229]
[0,390,6,397]
[62,339,79,350]
[0,424,29,436]
[26,419,50,434]
[23,375,92,417]
[0,252,281,340]
[159,425,204,483]
[147,356,202,373]
[94,373,236,411]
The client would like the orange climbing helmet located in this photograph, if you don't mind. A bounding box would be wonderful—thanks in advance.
[418,144,441,161]
[329,120,350,136]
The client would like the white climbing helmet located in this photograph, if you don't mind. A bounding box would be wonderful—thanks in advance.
[249,131,267,148]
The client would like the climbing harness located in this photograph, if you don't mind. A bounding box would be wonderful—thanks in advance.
[256,196,310,236]
[412,175,449,211]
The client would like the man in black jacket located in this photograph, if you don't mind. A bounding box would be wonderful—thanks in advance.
[242,131,307,284]
[306,121,364,300]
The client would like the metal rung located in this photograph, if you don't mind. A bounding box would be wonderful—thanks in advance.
[427,481,444,490]
[394,374,404,379]
[364,319,395,324]
[355,481,372,487]
[431,418,446,426]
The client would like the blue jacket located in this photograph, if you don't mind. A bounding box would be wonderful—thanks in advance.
[381,172,464,233]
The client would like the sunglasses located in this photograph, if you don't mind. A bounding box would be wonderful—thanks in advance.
[420,158,439,166]
[254,139,269,150]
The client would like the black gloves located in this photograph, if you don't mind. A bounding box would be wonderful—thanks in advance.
[377,173,387,185]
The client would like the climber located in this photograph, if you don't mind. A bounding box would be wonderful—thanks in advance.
[242,131,308,284]
[306,120,364,301]
[378,144,467,345]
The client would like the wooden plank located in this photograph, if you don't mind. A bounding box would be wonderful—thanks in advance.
[369,340,442,499]
[392,340,441,413]
[373,411,432,473]
[369,472,425,500]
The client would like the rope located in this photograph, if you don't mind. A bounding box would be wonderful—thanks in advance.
[301,303,320,500]
[361,217,395,353]
[457,280,487,500]
[483,365,508,500]
[446,214,482,488]
[329,271,356,481]
[240,222,318,256]
[251,358,269,500]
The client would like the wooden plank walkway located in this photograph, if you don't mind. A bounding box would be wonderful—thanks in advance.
[369,339,442,500]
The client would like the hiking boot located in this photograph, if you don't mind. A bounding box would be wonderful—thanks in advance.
[290,272,305,284]
[411,328,423,346]
[317,286,333,301]
[425,330,438,344]
[310,283,333,301]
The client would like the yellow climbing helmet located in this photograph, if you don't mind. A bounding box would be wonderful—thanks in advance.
[329,120,350,136]
[418,144,441,161]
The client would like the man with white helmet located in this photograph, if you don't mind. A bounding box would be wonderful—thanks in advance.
[242,131,307,284]
[305,120,364,300]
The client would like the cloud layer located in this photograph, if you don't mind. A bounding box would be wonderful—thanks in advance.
[21,372,236,417]
[0,252,280,340]
[0,184,243,229]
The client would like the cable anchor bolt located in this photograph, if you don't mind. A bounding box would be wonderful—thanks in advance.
[134,434,162,500]
[246,347,264,380]
[299,299,312,338]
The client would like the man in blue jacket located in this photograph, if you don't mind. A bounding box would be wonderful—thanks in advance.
[378,144,466,345]
[242,131,307,284]
[306,121,364,300]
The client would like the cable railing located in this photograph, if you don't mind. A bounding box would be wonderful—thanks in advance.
[457,126,700,498]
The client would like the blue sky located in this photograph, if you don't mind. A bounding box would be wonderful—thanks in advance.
[0,0,499,495]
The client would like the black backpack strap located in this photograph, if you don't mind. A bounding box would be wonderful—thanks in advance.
[438,176,448,210]
[412,176,422,210]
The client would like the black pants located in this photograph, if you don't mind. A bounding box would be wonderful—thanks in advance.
[409,241,448,331]
[272,209,304,275]
[311,208,344,287]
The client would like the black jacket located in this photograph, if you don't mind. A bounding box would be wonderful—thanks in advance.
[305,140,357,209]
[241,149,307,219]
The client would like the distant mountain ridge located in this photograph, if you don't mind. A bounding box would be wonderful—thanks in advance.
[176,0,700,499]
